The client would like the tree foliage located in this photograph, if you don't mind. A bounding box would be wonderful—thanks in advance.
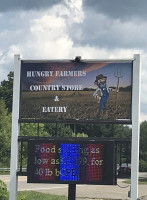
[44,123,74,137]
[139,121,147,171]
[140,121,147,153]
[0,180,9,200]
[76,124,131,138]
[0,71,13,113]
[0,99,11,167]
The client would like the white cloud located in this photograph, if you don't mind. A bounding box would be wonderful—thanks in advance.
[19,9,72,59]
[68,10,147,50]
[64,0,84,23]
[31,15,66,32]
[140,54,147,106]
[140,113,147,123]
[83,0,147,21]
[1,0,84,60]
[0,0,61,12]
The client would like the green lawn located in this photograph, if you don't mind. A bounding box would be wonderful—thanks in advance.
[0,171,10,175]
[124,178,147,185]
[17,191,67,200]
[138,178,147,184]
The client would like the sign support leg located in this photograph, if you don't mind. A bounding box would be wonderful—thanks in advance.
[68,184,76,200]
[131,54,141,200]
[9,55,21,200]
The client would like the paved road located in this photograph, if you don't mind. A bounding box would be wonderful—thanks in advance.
[1,173,147,199]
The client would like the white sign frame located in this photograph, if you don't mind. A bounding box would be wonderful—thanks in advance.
[9,55,21,200]
[9,54,141,200]
[131,54,141,199]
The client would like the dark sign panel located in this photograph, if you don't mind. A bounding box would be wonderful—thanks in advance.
[27,139,115,185]
[20,60,132,122]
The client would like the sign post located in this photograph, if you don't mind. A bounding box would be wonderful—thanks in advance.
[68,124,77,200]
[68,184,76,200]
[9,55,141,200]
[131,54,141,200]
[9,55,21,200]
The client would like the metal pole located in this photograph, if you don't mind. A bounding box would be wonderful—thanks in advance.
[55,122,58,136]
[9,55,21,200]
[68,124,77,200]
[68,184,76,200]
[131,54,141,200]
[20,141,23,173]
[37,123,39,136]
[74,123,76,134]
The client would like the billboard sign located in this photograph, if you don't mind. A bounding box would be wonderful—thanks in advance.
[27,139,115,185]
[20,60,132,122]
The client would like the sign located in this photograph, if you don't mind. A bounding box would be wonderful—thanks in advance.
[20,60,132,123]
[9,55,140,200]
[27,139,115,185]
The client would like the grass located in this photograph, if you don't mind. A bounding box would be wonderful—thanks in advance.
[139,178,147,184]
[17,191,67,200]
[123,178,147,185]
[0,171,10,175]
[16,191,127,200]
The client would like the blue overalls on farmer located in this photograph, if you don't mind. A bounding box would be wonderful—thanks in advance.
[99,88,109,112]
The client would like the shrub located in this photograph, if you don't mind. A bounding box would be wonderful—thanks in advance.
[0,180,8,200]
[139,159,147,172]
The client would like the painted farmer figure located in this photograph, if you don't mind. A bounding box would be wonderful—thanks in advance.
[93,74,111,115]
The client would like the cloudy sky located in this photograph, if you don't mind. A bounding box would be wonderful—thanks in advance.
[0,0,146,121]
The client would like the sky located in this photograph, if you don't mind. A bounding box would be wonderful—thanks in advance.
[0,0,146,122]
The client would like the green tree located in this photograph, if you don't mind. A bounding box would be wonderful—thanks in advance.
[44,123,73,137]
[140,121,147,154]
[0,71,13,113]
[0,99,11,167]
[0,180,9,200]
[113,124,132,138]
[139,121,147,171]
[76,124,131,138]
[20,123,49,137]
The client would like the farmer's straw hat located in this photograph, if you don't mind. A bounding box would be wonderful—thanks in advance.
[95,74,107,82]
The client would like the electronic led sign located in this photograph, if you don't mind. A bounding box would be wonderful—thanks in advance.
[27,139,115,185]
